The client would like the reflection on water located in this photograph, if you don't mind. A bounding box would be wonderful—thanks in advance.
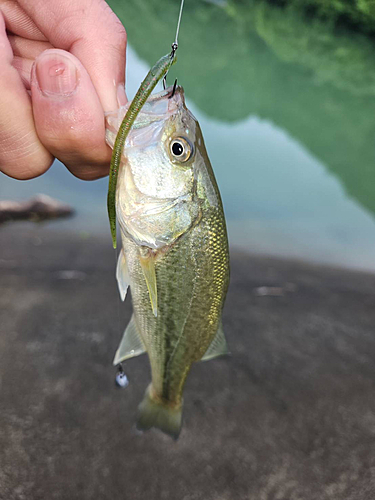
[2,0,375,270]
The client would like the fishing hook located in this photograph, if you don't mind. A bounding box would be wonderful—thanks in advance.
[169,78,178,99]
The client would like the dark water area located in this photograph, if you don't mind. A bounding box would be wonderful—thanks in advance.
[3,1,375,498]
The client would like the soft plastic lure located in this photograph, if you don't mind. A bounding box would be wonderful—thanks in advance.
[107,47,178,248]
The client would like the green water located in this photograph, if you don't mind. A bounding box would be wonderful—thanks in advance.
[2,0,375,270]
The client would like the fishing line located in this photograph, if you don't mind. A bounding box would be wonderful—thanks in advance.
[163,0,185,90]
[174,0,185,47]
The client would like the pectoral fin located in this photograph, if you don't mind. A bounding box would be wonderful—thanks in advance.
[116,249,129,301]
[113,315,146,365]
[139,253,158,317]
[201,321,228,361]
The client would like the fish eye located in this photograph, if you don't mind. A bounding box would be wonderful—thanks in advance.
[170,137,193,162]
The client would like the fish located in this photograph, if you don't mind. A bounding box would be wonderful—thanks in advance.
[105,85,230,439]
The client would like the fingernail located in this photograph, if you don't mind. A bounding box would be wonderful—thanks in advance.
[35,52,78,97]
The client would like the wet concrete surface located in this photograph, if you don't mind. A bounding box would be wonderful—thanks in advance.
[1,225,375,499]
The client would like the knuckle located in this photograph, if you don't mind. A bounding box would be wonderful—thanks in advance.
[113,23,127,50]
[100,2,127,47]
[94,4,127,59]
[99,20,127,63]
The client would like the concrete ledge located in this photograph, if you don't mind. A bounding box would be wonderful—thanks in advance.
[1,226,375,499]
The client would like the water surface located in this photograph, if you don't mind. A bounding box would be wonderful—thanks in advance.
[2,0,375,271]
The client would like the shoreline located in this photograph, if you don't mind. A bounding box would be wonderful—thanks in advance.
[2,222,375,278]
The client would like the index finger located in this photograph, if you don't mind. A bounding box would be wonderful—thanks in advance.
[18,0,127,111]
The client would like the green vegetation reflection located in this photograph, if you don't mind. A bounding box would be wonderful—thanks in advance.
[107,0,375,217]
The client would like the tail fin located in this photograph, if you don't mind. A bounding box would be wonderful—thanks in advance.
[136,385,182,440]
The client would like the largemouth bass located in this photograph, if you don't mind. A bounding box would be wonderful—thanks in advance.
[106,86,229,439]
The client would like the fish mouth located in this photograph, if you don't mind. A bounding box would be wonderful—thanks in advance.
[134,85,185,119]
[145,85,184,104]
[105,85,186,149]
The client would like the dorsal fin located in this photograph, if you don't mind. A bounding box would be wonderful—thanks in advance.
[116,249,129,301]
[113,315,146,365]
[201,320,228,361]
[139,252,158,317]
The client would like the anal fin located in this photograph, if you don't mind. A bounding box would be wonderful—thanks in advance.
[113,315,146,365]
[116,249,129,301]
[139,252,158,317]
[201,320,228,361]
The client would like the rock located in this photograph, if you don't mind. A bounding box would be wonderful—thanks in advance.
[0,194,74,224]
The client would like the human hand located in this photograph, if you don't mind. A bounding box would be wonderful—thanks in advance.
[0,0,127,180]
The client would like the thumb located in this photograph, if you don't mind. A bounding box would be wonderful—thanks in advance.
[31,48,111,180]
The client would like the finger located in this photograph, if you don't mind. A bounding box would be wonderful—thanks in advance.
[12,55,33,88]
[0,0,46,40]
[31,49,111,180]
[19,0,127,111]
[8,35,52,59]
[0,12,52,180]
[9,35,53,88]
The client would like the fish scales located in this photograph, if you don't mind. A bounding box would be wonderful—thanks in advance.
[124,204,228,403]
